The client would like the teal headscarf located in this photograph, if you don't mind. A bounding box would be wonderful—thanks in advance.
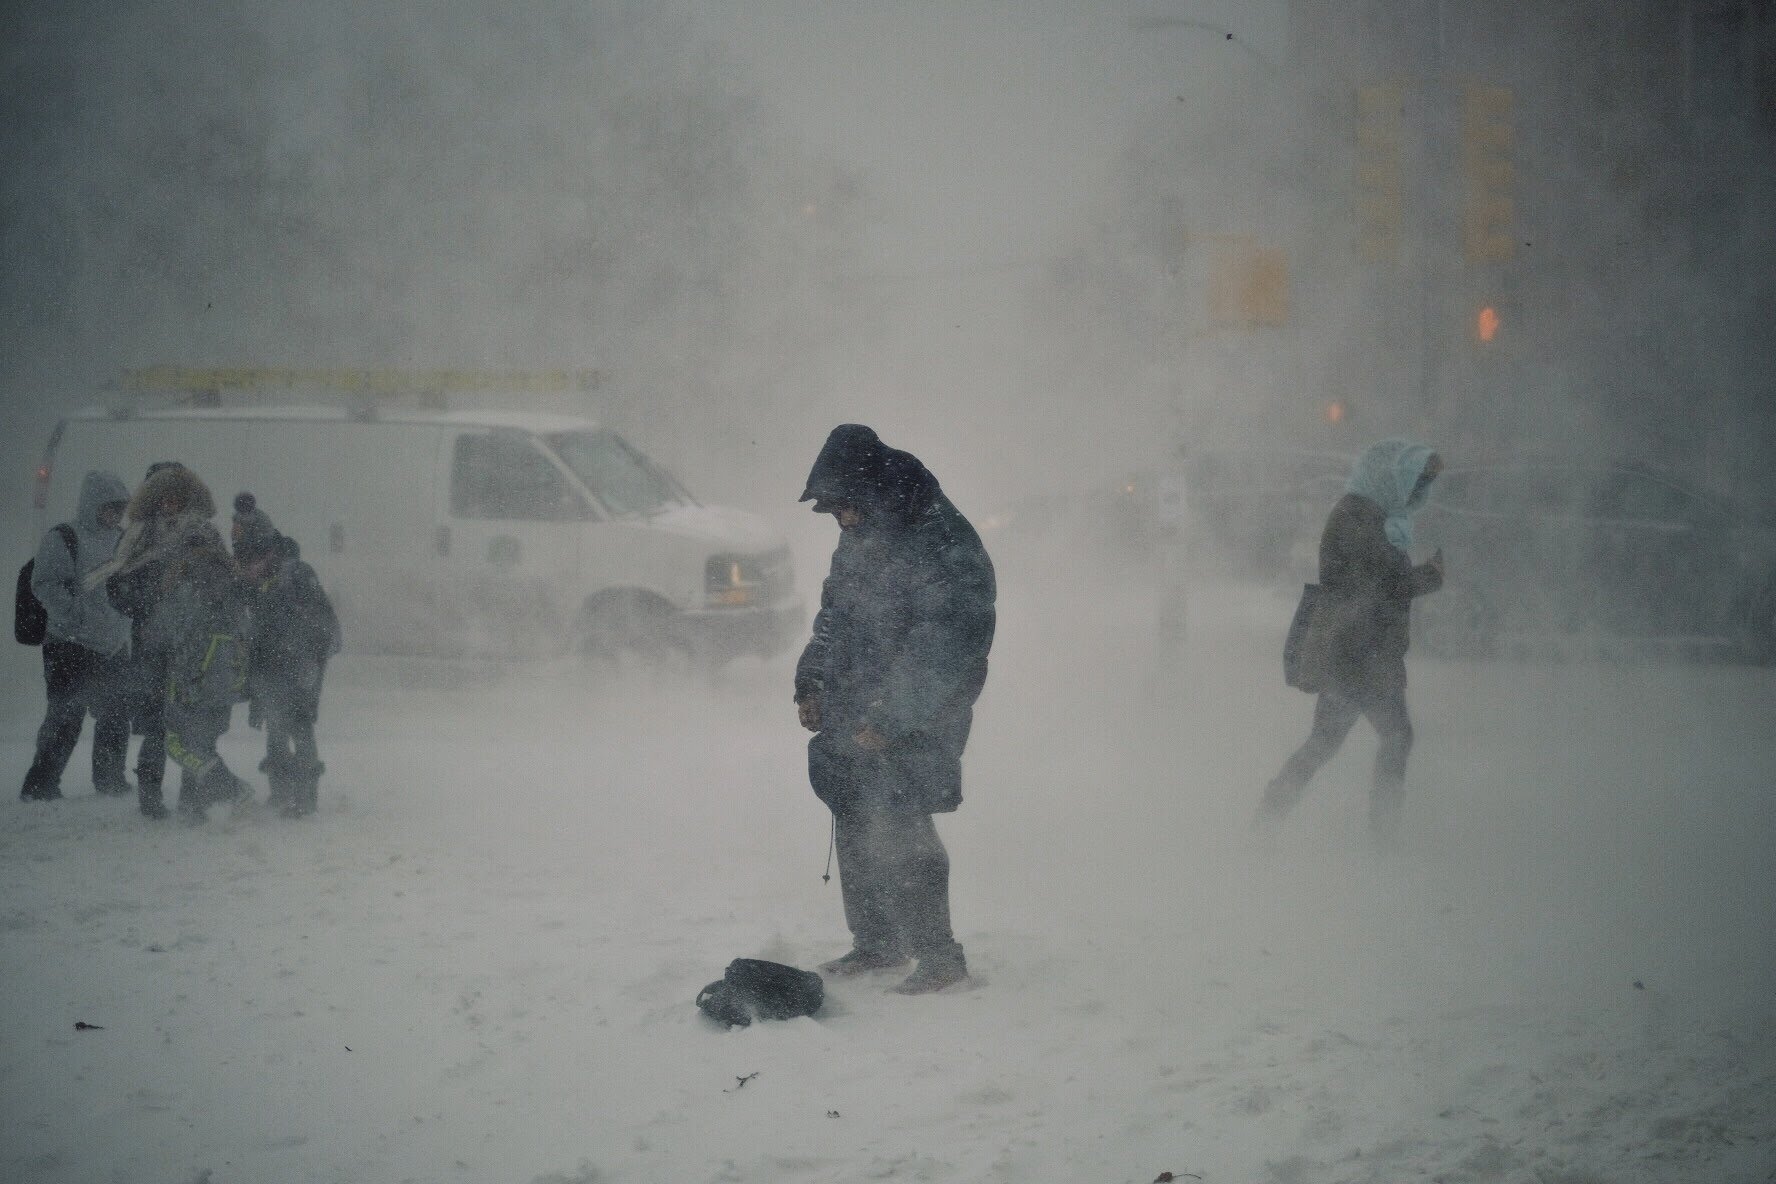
[1346,438,1436,552]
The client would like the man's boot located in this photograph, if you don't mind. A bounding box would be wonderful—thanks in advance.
[138,776,167,820]
[891,943,968,995]
[261,753,293,812]
[283,760,322,818]
[819,946,909,977]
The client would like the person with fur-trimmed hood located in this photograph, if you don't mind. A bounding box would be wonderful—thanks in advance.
[794,424,996,995]
[142,519,255,823]
[232,493,340,818]
[18,471,133,801]
[96,462,217,817]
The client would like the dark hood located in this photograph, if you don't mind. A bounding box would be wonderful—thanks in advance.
[800,424,939,531]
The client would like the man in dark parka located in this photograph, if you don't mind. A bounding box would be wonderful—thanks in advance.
[1258,438,1444,837]
[795,425,996,995]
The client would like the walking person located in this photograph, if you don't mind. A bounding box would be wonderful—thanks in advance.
[102,462,216,819]
[18,471,133,801]
[794,425,996,995]
[1257,438,1445,840]
[233,494,340,818]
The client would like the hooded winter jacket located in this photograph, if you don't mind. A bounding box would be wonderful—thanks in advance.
[90,464,218,604]
[32,471,132,657]
[795,426,996,813]
[247,536,341,712]
[1316,440,1442,694]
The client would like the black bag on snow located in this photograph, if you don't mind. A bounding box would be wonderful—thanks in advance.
[696,958,824,1029]
[14,525,77,646]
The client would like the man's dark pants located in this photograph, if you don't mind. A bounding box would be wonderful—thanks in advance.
[812,731,963,965]
[20,641,130,798]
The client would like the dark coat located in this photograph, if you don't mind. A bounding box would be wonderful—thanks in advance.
[247,539,341,719]
[1316,492,1442,695]
[144,527,253,720]
[795,426,996,814]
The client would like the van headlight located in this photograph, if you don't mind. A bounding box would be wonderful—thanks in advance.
[706,551,782,608]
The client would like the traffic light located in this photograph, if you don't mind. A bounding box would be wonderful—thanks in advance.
[1462,85,1514,263]
[1355,82,1405,263]
[1475,304,1501,343]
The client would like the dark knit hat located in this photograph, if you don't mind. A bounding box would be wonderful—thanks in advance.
[231,491,282,563]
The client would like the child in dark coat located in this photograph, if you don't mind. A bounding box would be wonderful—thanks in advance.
[232,494,340,817]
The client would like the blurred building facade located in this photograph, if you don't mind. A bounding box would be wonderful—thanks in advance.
[1284,0,1775,500]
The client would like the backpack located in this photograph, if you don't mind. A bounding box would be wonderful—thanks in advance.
[14,525,77,646]
[167,580,254,711]
[696,959,825,1029]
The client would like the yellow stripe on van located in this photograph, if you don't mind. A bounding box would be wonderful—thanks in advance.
[124,367,602,395]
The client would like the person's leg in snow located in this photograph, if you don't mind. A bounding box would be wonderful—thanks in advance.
[1256,690,1364,827]
[19,641,98,800]
[260,691,323,818]
[88,652,133,795]
[826,803,911,974]
[828,802,967,992]
[165,710,246,824]
[1361,681,1414,840]
[132,654,170,818]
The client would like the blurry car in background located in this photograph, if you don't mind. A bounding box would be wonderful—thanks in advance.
[976,446,1353,585]
[1413,460,1776,662]
[977,473,1159,572]
[1185,448,1352,581]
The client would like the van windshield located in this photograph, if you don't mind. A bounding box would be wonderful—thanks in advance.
[546,430,687,517]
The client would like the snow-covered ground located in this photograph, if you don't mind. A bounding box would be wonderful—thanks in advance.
[3,569,1774,1184]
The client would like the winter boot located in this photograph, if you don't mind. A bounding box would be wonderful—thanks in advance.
[138,776,167,819]
[282,761,322,818]
[180,762,248,824]
[891,945,968,995]
[261,753,294,812]
[19,778,63,802]
[819,946,910,977]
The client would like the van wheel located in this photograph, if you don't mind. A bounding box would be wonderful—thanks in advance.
[571,594,694,674]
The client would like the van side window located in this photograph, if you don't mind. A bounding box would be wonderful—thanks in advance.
[451,433,588,521]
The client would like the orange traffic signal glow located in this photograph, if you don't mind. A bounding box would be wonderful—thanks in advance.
[1477,305,1501,343]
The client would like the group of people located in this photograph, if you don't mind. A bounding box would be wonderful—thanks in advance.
[15,426,1442,996]
[790,427,1444,995]
[19,462,340,823]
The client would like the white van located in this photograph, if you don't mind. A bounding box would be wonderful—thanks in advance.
[36,404,804,663]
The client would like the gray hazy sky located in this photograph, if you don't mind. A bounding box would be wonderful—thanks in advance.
[682,0,1289,269]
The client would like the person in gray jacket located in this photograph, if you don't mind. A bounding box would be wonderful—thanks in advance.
[19,471,133,801]
[144,521,254,823]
